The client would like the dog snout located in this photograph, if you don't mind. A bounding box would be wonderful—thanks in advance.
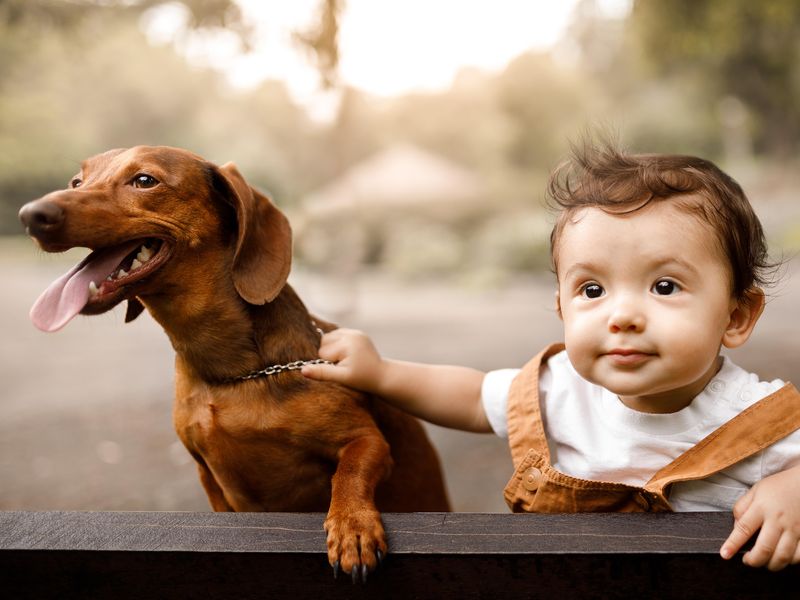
[19,199,65,236]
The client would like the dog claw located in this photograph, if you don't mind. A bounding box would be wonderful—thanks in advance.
[349,564,369,584]
[376,550,384,567]
[332,561,340,579]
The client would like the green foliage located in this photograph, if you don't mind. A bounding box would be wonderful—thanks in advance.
[629,0,800,155]
[0,2,318,233]
[495,53,587,170]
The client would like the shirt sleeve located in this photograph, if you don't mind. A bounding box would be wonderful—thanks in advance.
[760,423,800,477]
[480,368,520,437]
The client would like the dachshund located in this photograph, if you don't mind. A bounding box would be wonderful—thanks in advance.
[19,145,450,582]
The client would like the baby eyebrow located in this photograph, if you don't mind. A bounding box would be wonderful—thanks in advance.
[649,257,701,276]
[561,261,603,282]
[561,257,700,282]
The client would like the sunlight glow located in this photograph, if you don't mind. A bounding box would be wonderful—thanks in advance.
[336,0,579,97]
[141,0,632,120]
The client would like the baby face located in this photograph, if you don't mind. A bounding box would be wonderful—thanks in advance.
[555,199,748,414]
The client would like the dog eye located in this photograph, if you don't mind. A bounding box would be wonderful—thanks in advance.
[70,178,82,188]
[132,174,159,189]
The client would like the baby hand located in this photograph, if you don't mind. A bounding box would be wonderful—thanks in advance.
[302,328,385,393]
[720,466,800,571]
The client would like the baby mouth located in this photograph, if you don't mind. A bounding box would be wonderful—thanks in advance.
[604,349,656,366]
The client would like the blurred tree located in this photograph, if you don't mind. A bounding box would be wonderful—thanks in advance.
[495,53,587,170]
[0,1,320,233]
[293,0,344,89]
[0,0,246,36]
[629,0,800,155]
[557,0,724,158]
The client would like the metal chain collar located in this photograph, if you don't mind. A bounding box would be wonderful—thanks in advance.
[233,358,332,382]
[226,321,331,383]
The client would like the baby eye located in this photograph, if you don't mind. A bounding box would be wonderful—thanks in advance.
[581,283,605,299]
[652,280,680,296]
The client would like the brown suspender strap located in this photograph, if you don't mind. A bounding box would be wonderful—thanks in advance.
[506,343,565,468]
[645,382,800,496]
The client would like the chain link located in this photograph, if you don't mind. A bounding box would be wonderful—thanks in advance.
[231,358,332,382]
[225,321,331,383]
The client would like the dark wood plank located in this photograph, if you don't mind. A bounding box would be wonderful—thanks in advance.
[0,511,735,553]
[0,511,797,599]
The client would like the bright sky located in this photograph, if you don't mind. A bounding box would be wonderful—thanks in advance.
[142,0,631,120]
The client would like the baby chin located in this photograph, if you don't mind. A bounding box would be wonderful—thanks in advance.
[588,360,676,398]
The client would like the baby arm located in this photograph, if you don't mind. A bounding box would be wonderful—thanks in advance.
[302,328,492,433]
[720,464,800,571]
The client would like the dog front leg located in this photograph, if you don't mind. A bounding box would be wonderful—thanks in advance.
[324,434,392,582]
[196,461,234,511]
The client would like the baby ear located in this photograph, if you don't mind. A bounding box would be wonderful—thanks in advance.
[722,288,765,349]
[555,290,563,320]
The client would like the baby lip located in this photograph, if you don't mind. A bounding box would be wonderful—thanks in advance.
[607,348,651,355]
[604,348,655,365]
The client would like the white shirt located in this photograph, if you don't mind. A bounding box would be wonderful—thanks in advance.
[481,350,800,511]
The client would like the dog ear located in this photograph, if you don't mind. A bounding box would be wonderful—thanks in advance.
[213,162,292,304]
[125,298,145,322]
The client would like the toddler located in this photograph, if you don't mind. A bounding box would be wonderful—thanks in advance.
[303,143,800,571]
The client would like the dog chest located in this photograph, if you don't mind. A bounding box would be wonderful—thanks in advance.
[173,389,334,507]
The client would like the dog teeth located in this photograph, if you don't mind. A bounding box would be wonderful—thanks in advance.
[106,244,154,283]
[89,281,99,297]
[137,245,153,262]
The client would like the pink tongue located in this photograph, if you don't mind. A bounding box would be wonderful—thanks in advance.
[30,241,142,332]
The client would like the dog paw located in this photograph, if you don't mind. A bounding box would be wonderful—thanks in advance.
[324,508,387,583]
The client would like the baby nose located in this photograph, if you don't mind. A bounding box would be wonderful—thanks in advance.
[608,300,645,333]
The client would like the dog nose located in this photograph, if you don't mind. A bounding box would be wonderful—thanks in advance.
[19,200,65,235]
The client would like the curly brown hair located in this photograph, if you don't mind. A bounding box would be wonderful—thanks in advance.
[547,140,777,302]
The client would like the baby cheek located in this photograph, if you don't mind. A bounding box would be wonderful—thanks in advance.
[562,318,598,379]
[655,313,719,367]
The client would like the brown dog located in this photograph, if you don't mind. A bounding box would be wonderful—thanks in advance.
[19,145,450,582]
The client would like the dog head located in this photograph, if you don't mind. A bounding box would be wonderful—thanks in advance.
[19,145,292,331]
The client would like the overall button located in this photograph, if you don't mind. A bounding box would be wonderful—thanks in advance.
[522,467,542,491]
[709,380,726,394]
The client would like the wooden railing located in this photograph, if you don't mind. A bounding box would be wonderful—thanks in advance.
[0,511,796,598]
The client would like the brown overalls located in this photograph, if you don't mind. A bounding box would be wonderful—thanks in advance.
[504,343,800,513]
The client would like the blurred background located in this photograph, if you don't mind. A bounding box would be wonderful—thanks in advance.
[2,0,800,512]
